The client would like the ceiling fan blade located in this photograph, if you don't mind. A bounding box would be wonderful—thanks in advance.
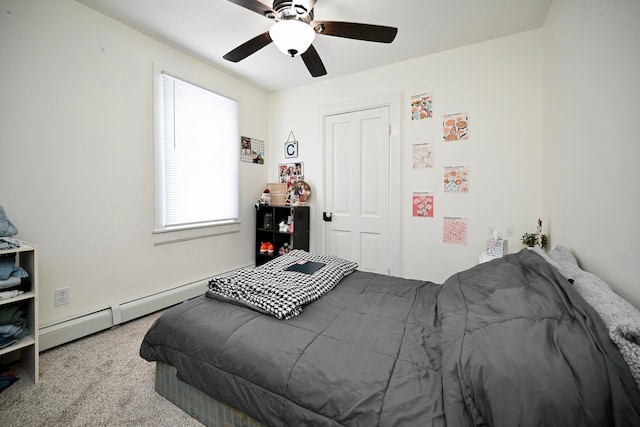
[227,0,276,18]
[301,44,327,77]
[223,32,273,62]
[311,21,398,43]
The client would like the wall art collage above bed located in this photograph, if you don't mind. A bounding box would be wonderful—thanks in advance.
[410,91,472,245]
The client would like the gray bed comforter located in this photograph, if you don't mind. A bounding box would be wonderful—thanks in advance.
[140,250,640,426]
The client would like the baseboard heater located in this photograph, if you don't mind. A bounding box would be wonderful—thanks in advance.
[39,266,249,351]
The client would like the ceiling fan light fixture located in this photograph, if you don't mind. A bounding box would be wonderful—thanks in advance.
[269,20,315,57]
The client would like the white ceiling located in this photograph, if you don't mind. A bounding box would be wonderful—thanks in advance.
[76,0,553,93]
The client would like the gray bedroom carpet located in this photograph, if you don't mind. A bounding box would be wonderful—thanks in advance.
[0,310,203,426]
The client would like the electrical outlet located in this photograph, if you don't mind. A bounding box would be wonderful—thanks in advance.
[55,287,70,306]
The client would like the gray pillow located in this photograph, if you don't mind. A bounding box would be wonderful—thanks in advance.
[548,245,640,389]
[528,247,575,281]
[547,245,584,278]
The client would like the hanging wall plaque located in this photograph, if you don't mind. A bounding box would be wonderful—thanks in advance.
[284,131,298,159]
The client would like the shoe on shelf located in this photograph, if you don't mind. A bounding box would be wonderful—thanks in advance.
[267,243,274,254]
[260,242,268,253]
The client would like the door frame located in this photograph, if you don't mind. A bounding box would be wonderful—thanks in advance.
[317,92,402,276]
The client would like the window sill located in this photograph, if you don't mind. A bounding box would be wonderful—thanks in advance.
[153,221,240,245]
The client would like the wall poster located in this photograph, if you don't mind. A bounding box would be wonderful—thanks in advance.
[412,142,434,169]
[443,216,468,245]
[443,112,469,141]
[410,92,433,121]
[412,192,434,217]
[241,136,265,164]
[443,166,469,193]
[278,162,304,189]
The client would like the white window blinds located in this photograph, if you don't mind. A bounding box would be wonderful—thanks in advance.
[161,73,239,228]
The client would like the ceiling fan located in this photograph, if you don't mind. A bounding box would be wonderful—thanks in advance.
[223,0,398,77]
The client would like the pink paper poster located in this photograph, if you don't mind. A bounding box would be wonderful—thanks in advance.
[412,143,434,169]
[444,166,469,193]
[443,217,468,245]
[412,192,434,217]
[443,112,469,141]
[410,92,433,120]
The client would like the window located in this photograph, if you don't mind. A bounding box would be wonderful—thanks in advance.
[154,72,240,244]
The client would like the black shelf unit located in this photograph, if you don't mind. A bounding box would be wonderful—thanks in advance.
[255,205,309,266]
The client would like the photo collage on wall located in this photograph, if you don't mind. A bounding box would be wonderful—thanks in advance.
[409,91,472,244]
[241,136,265,164]
[278,162,305,203]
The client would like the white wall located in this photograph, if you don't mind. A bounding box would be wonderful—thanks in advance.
[543,0,640,308]
[0,0,269,327]
[269,30,544,283]
[6,0,634,333]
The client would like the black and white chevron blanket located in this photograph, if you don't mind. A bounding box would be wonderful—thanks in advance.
[206,250,358,320]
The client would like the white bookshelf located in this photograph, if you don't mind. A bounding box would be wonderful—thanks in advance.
[0,240,39,383]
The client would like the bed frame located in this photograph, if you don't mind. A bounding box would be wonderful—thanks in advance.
[154,362,264,427]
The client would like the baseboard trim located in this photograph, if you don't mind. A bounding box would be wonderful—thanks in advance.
[39,266,250,351]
